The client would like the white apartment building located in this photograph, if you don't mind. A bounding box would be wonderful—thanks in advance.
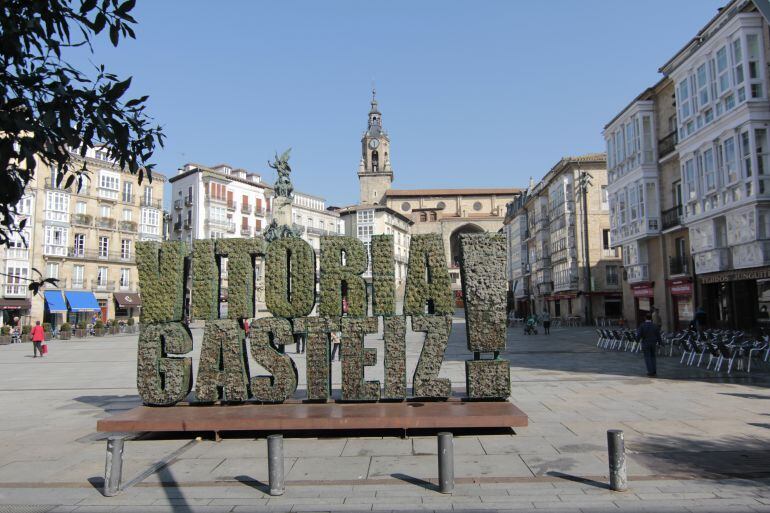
[291,192,345,251]
[169,163,271,245]
[503,193,530,316]
[660,0,770,328]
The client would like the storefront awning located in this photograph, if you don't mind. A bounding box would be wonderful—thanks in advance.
[114,292,142,308]
[0,297,31,310]
[64,291,101,312]
[44,291,67,313]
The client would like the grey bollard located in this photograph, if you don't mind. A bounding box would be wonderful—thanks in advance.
[267,434,285,496]
[437,432,454,494]
[607,429,627,491]
[103,436,125,497]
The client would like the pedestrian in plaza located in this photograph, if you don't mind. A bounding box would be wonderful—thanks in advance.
[330,331,341,362]
[636,313,661,377]
[31,321,46,358]
[541,308,551,335]
[695,306,707,334]
[652,307,662,328]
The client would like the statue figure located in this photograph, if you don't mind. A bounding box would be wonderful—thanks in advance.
[263,218,302,242]
[269,148,294,199]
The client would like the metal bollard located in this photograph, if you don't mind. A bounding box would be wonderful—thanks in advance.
[103,436,125,497]
[437,432,454,494]
[267,434,285,496]
[607,429,627,492]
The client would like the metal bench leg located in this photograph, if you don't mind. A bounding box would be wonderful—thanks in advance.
[104,436,125,497]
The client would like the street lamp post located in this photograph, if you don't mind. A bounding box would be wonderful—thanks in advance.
[578,170,594,326]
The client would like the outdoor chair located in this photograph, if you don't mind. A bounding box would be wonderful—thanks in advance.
[716,342,737,373]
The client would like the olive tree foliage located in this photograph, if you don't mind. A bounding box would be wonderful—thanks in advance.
[0,0,164,253]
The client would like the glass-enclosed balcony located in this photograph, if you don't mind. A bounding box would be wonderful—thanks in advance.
[694,248,731,274]
[625,263,649,284]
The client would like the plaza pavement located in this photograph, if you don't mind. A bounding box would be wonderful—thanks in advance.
[1,313,770,512]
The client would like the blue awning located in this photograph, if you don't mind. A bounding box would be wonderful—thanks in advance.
[44,291,67,313]
[64,291,101,312]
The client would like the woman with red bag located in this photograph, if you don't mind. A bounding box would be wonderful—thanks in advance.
[31,321,46,358]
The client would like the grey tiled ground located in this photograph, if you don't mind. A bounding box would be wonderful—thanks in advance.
[1,312,770,512]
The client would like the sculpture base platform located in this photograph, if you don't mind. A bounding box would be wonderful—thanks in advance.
[97,399,527,434]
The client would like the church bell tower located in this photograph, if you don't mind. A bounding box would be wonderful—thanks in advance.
[358,89,393,204]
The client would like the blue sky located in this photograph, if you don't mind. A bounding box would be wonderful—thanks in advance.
[70,0,726,207]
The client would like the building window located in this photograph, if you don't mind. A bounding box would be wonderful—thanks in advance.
[119,268,130,289]
[143,186,153,204]
[45,191,69,222]
[140,208,160,235]
[122,182,133,203]
[46,263,59,280]
[44,226,68,255]
[602,229,611,250]
[121,239,131,260]
[97,267,108,286]
[429,212,437,221]
[419,212,427,222]
[73,233,85,256]
[606,265,619,286]
[98,171,120,199]
[73,265,84,288]
[100,204,112,218]
[99,236,109,258]
[5,266,28,296]
[76,201,86,214]
[123,209,132,221]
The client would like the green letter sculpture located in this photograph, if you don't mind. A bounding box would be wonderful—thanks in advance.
[195,320,251,402]
[265,237,316,318]
[382,316,407,400]
[249,318,298,403]
[136,241,187,324]
[319,236,367,317]
[403,234,453,315]
[136,322,193,406]
[294,317,340,401]
[191,240,218,321]
[411,315,452,398]
[340,317,380,401]
[216,237,266,320]
[371,235,395,316]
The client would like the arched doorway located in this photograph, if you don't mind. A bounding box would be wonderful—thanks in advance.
[449,223,485,267]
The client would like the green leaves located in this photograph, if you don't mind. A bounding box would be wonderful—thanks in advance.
[0,0,162,250]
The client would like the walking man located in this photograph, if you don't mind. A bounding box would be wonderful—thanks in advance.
[31,321,45,358]
[541,308,551,335]
[636,313,661,377]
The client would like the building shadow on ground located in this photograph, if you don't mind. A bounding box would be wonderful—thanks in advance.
[629,434,770,481]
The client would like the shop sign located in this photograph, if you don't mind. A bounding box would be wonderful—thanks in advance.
[700,266,770,284]
[632,286,654,298]
[669,281,693,296]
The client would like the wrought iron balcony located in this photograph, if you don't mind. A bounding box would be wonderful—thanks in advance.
[174,199,183,210]
[68,248,133,262]
[72,214,93,227]
[242,203,253,214]
[184,219,192,229]
[118,220,137,232]
[669,256,690,276]
[185,196,194,207]
[140,198,163,209]
[227,201,237,211]
[240,226,251,236]
[173,221,182,232]
[658,130,678,159]
[96,217,116,229]
[91,280,115,291]
[661,205,683,231]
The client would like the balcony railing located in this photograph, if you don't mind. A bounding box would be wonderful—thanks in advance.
[96,217,116,229]
[240,226,251,236]
[43,245,67,256]
[185,196,194,207]
[121,194,134,204]
[71,279,85,289]
[118,220,137,232]
[242,203,253,214]
[141,198,163,209]
[206,219,236,233]
[97,187,119,201]
[184,219,192,229]
[91,280,115,291]
[68,248,134,262]
[44,177,90,195]
[227,201,237,211]
[3,283,27,297]
[72,214,93,227]
[669,256,690,276]
[173,221,182,232]
[658,130,678,159]
[174,199,183,210]
[694,248,731,274]
[306,226,339,236]
[625,263,649,283]
[661,205,683,231]
[602,248,620,258]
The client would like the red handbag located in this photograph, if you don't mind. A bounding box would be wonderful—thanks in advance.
[41,344,48,355]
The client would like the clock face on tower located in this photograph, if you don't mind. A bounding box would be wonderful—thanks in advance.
[368,138,380,150]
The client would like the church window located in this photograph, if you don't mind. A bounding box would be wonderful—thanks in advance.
[473,201,483,211]
[372,150,379,172]
[437,201,446,210]
[401,202,410,212]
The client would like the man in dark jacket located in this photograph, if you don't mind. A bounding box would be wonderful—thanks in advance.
[636,313,661,377]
